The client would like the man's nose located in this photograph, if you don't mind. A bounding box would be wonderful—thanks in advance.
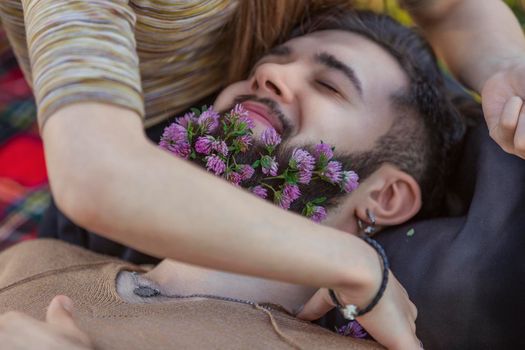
[250,63,294,104]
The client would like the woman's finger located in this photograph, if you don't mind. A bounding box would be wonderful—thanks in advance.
[493,96,522,147]
[514,102,525,158]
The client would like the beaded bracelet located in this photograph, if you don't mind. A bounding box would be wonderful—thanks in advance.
[329,236,389,320]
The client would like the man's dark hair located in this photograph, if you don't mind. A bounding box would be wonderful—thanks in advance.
[288,10,466,218]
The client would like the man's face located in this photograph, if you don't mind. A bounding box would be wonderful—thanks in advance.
[214,30,408,153]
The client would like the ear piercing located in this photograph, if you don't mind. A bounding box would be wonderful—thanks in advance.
[357,209,376,237]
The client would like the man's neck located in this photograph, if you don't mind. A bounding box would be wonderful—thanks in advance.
[140,259,316,314]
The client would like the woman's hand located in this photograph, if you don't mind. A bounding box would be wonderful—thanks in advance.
[0,295,93,350]
[297,271,420,350]
[482,58,525,160]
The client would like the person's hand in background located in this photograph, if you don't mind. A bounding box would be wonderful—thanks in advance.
[0,295,93,350]
[482,58,525,159]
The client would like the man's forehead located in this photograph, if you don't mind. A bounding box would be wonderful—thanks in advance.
[282,30,399,68]
[274,30,408,97]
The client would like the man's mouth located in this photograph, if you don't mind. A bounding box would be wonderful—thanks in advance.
[241,101,284,134]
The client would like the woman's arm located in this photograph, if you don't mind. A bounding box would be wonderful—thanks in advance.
[405,0,525,159]
[404,0,525,92]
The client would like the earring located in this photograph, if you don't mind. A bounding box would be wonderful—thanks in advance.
[357,209,376,237]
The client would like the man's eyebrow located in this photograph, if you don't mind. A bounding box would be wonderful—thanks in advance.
[315,52,363,98]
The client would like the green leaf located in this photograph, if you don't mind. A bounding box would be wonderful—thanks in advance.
[406,228,415,237]
[260,155,272,169]
[311,197,326,205]
[252,160,261,168]
[283,170,298,184]
[190,107,201,117]
[303,202,314,217]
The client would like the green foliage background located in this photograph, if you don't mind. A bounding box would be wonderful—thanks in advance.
[356,0,525,27]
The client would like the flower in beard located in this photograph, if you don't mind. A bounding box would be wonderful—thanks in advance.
[313,142,334,162]
[197,108,220,133]
[234,134,252,153]
[195,136,214,155]
[290,148,315,184]
[205,155,226,176]
[341,170,359,192]
[176,112,196,128]
[261,127,281,153]
[251,185,268,199]
[226,171,243,186]
[322,161,343,184]
[212,140,229,157]
[278,184,301,209]
[240,165,255,181]
[337,321,368,339]
[233,103,249,118]
[309,206,327,223]
[159,123,191,159]
[231,104,255,129]
[261,155,279,176]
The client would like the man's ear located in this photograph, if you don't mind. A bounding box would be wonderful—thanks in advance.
[355,164,422,227]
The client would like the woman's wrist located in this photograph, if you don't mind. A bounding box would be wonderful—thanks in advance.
[333,235,384,310]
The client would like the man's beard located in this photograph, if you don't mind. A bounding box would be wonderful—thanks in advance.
[187,126,368,217]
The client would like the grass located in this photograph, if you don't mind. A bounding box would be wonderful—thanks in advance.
[354,0,525,28]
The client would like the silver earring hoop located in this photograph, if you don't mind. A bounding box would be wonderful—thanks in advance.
[357,209,376,237]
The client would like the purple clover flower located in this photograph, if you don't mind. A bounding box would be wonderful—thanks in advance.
[175,112,196,128]
[313,142,333,161]
[197,108,220,133]
[195,136,214,155]
[240,165,255,181]
[205,155,226,176]
[231,104,255,129]
[310,206,327,223]
[341,170,359,193]
[262,156,279,177]
[279,184,301,209]
[261,127,282,148]
[323,161,343,184]
[159,124,191,159]
[235,134,253,153]
[290,148,315,184]
[337,321,368,339]
[232,103,249,118]
[251,185,268,199]
[239,115,255,130]
[227,171,243,186]
[212,140,229,157]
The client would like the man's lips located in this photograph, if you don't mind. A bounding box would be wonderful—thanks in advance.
[241,102,283,134]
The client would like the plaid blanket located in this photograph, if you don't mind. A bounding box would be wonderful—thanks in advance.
[0,28,50,251]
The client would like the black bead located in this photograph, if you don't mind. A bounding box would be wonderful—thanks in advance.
[133,286,160,298]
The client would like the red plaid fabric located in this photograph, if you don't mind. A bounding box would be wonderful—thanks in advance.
[0,27,50,251]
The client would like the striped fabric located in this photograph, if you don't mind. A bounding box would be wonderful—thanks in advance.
[0,0,238,128]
